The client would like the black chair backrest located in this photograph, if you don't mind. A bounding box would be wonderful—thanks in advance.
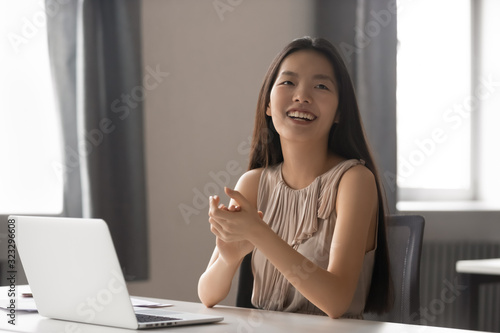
[365,214,425,323]
[236,252,255,308]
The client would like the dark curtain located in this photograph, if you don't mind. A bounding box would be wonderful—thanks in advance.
[46,0,148,281]
[315,0,398,213]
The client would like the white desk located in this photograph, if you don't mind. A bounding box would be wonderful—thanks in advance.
[456,258,500,331]
[456,258,500,276]
[0,288,489,333]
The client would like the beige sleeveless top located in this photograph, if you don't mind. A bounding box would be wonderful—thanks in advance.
[251,159,375,318]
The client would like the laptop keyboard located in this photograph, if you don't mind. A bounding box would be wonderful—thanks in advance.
[136,313,182,323]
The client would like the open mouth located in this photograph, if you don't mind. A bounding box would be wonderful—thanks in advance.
[286,110,316,121]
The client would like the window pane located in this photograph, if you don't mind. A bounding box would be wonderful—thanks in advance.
[397,0,471,191]
[0,1,63,214]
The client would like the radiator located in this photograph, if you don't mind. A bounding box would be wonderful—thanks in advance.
[420,241,500,332]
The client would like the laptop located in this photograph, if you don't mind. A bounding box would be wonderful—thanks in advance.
[11,215,223,329]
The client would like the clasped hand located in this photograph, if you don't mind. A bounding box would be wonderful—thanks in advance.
[208,187,264,243]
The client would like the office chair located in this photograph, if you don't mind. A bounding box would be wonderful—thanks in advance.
[364,214,425,324]
[236,214,425,324]
[236,252,255,309]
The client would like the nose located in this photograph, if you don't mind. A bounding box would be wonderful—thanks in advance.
[293,85,311,104]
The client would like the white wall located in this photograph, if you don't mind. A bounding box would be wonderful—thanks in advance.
[127,0,315,304]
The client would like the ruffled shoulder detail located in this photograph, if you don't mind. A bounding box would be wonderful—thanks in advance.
[257,159,365,247]
[317,159,366,220]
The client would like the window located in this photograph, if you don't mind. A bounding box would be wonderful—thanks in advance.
[397,0,472,201]
[397,0,500,209]
[0,1,63,214]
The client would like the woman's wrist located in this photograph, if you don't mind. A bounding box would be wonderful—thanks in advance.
[217,249,245,267]
[247,217,269,246]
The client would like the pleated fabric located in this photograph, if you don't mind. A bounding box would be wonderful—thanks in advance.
[251,159,376,318]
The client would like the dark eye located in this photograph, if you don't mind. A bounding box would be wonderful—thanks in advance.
[316,84,329,90]
[280,80,294,86]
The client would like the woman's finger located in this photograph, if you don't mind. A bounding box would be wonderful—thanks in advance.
[224,187,251,209]
[208,195,217,216]
[209,217,224,236]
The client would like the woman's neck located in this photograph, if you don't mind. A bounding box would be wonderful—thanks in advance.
[280,140,339,190]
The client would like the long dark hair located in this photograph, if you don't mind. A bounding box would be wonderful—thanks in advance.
[248,36,393,314]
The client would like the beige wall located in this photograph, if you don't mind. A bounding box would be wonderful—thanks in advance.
[128,0,315,304]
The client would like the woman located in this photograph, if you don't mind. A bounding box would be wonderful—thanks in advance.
[198,36,393,319]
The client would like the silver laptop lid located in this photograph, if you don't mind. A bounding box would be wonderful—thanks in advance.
[14,215,139,329]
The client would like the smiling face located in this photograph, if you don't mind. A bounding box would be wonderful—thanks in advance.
[266,50,339,147]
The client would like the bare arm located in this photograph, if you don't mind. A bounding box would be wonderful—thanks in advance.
[210,165,377,317]
[197,168,262,307]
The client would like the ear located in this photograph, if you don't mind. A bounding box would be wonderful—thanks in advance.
[266,106,272,116]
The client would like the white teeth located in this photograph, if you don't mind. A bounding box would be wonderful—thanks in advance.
[287,111,315,120]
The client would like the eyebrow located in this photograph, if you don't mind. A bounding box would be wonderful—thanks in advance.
[279,71,336,85]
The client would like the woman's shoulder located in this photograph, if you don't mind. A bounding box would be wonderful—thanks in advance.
[336,161,377,201]
[239,164,282,184]
[234,168,266,209]
[320,158,371,182]
[239,167,265,184]
[339,162,375,185]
